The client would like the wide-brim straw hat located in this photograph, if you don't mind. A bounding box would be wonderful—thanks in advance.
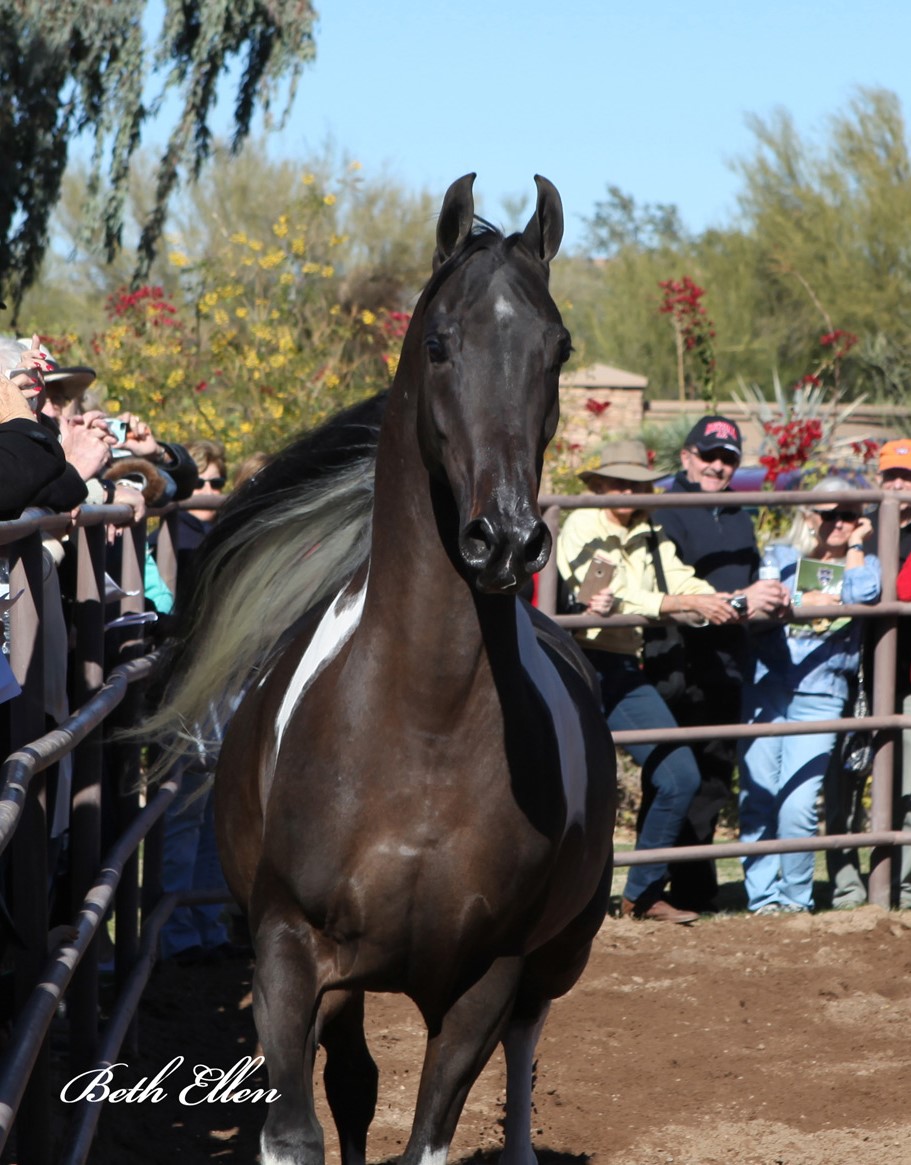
[578,438,663,485]
[43,363,97,399]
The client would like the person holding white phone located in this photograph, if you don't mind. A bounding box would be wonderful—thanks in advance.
[557,439,739,924]
[0,344,67,517]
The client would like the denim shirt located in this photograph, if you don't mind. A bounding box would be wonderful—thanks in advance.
[750,543,881,700]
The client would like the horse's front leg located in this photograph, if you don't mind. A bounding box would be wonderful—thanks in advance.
[499,1002,550,1165]
[401,956,525,1165]
[254,905,325,1165]
[320,988,378,1165]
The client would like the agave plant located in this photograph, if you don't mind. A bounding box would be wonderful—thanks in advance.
[733,371,879,547]
[732,370,871,486]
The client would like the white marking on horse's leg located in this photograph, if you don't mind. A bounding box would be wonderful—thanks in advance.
[499,1004,551,1165]
[274,581,367,753]
[416,1148,449,1165]
[259,1134,300,1165]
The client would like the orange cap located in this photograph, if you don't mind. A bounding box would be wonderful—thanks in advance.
[879,439,911,472]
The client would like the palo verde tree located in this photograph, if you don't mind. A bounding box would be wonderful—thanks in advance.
[0,0,316,317]
[732,86,911,400]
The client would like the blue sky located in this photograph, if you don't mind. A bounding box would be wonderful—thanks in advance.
[150,1,911,252]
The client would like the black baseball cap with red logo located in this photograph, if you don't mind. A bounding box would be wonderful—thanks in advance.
[684,415,743,458]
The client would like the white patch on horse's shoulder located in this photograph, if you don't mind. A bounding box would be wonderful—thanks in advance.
[514,604,587,832]
[274,582,367,753]
[417,1148,448,1165]
[374,841,422,858]
[493,295,516,320]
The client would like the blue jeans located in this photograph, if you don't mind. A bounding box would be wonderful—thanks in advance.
[586,650,701,904]
[739,681,844,911]
[159,764,230,958]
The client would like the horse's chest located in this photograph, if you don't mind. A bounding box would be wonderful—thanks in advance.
[514,607,590,832]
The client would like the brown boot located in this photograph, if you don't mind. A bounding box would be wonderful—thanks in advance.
[621,897,700,924]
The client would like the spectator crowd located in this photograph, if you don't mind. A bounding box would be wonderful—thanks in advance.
[0,336,269,969]
[1,335,910,962]
[557,414,907,922]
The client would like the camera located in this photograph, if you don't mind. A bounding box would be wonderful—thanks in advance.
[103,417,128,445]
[728,594,749,615]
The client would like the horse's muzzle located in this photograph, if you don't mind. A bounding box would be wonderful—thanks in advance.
[459,515,552,593]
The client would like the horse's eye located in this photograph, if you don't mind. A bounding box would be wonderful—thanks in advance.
[425,335,448,364]
[550,334,573,373]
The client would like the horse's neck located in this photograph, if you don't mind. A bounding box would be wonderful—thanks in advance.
[359,385,510,684]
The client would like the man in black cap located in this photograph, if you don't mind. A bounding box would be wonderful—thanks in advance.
[653,413,790,912]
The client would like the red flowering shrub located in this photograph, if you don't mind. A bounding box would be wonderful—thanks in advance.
[658,276,717,406]
[819,330,858,360]
[737,326,872,542]
[759,418,824,485]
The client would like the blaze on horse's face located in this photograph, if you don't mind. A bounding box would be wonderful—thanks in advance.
[418,174,571,595]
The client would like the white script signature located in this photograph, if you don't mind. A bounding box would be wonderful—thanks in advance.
[59,1055,280,1105]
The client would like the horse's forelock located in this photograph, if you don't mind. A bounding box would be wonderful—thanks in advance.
[417,220,506,309]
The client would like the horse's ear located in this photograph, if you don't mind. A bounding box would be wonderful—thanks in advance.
[434,173,476,270]
[521,175,564,265]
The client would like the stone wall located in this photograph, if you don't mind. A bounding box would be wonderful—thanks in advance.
[557,389,910,468]
[558,386,645,450]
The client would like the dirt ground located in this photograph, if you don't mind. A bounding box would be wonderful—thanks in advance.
[72,900,911,1165]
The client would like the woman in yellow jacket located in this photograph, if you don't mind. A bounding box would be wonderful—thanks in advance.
[557,440,741,923]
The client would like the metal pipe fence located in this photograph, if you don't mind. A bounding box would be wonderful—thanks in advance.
[0,499,206,1165]
[538,486,911,900]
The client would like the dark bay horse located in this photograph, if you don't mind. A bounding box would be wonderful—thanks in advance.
[160,174,616,1165]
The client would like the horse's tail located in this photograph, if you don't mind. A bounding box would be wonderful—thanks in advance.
[140,392,386,772]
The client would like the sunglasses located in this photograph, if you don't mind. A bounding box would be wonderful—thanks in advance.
[196,476,226,490]
[810,509,860,523]
[689,446,740,467]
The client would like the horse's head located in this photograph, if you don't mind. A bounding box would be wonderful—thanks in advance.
[412,173,570,595]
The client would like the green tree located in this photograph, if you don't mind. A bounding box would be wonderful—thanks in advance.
[732,86,911,400]
[561,89,911,408]
[0,0,316,317]
[581,185,686,258]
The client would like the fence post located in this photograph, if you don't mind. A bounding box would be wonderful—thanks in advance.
[6,530,51,1165]
[109,520,147,1052]
[154,510,179,598]
[66,521,107,1073]
[537,506,560,616]
[869,493,901,907]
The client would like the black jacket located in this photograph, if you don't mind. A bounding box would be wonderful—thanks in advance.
[0,418,67,520]
[653,472,760,592]
[653,472,760,689]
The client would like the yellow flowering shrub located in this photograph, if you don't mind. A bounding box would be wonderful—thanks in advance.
[85,171,407,466]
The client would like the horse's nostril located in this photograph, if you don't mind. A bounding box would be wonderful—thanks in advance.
[461,518,495,568]
[524,521,550,569]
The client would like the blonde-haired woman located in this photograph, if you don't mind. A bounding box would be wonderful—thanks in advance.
[739,477,881,914]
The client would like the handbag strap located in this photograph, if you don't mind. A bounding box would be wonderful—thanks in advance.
[646,519,671,595]
[854,651,867,705]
